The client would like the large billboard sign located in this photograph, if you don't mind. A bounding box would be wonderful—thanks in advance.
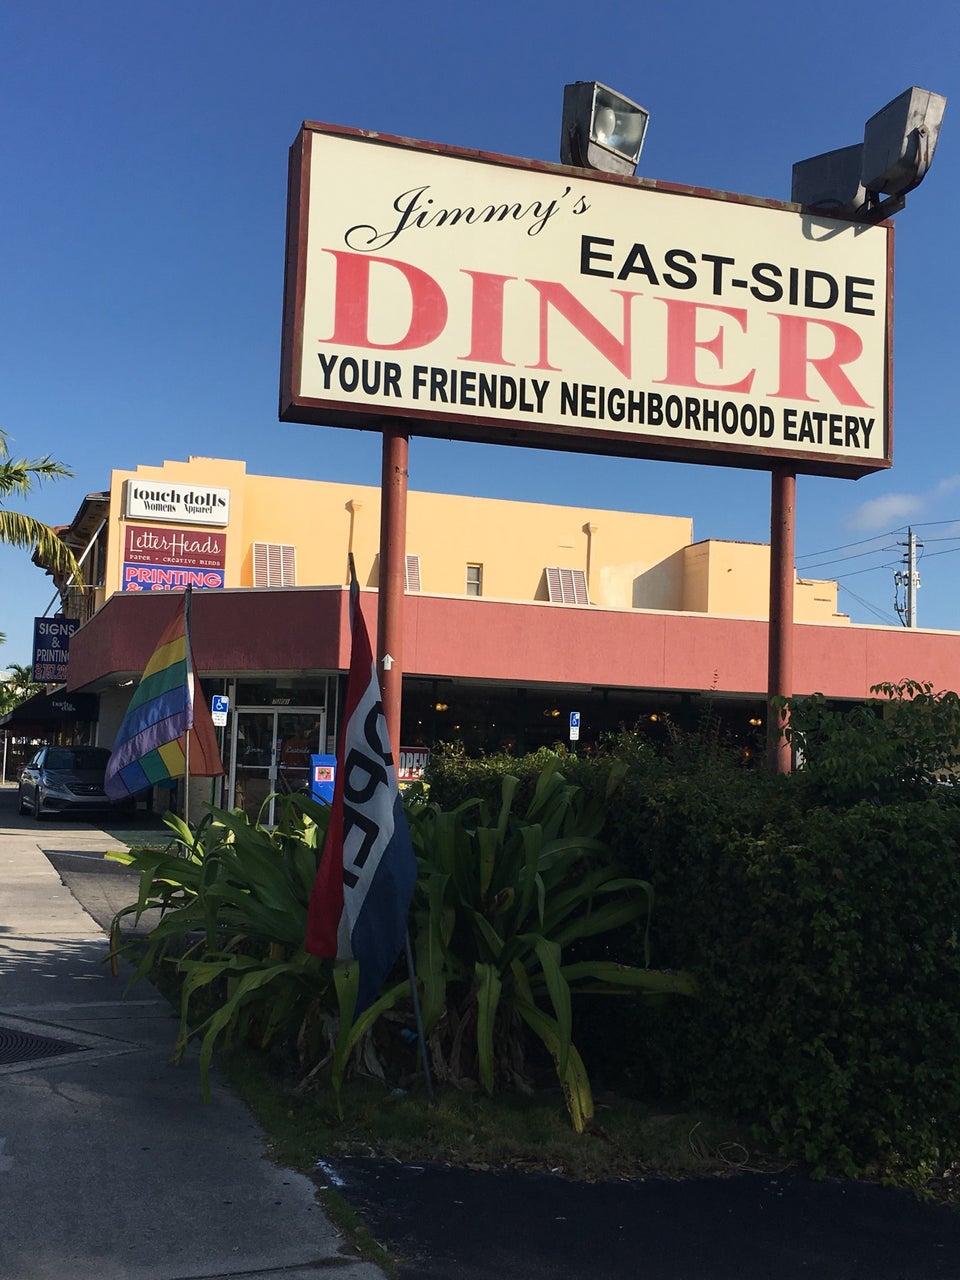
[280,124,893,479]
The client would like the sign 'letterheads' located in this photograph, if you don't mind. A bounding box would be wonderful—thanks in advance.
[123,525,226,569]
[124,481,230,526]
[32,617,79,683]
[280,124,893,479]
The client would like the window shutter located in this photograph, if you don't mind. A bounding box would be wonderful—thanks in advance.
[405,554,421,592]
[546,566,589,604]
[253,543,297,587]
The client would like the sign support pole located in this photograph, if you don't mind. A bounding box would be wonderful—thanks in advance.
[376,424,433,1101]
[377,425,409,765]
[766,465,796,773]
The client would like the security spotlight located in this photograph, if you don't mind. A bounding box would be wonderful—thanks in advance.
[861,87,945,196]
[791,85,946,223]
[561,81,649,176]
[791,143,866,220]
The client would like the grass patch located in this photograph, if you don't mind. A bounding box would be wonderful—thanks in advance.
[126,938,777,1186]
[219,1044,773,1184]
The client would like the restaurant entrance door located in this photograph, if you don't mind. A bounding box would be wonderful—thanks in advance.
[227,706,325,825]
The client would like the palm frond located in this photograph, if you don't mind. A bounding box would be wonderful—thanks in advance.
[0,511,82,579]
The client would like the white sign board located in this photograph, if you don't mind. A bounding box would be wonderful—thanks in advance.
[125,481,231,526]
[211,694,230,727]
[569,710,581,742]
[281,124,892,479]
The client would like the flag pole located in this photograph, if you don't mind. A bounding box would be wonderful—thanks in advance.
[405,929,434,1102]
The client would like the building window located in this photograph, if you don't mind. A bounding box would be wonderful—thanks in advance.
[405,554,421,592]
[545,566,589,604]
[466,563,483,596]
[253,543,296,587]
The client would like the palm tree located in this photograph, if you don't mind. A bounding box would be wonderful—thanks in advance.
[0,429,82,582]
[0,663,36,716]
[5,662,40,703]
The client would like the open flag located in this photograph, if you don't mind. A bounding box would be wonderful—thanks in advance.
[306,561,417,1014]
[105,590,222,799]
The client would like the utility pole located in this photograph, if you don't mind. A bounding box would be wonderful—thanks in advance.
[894,527,922,626]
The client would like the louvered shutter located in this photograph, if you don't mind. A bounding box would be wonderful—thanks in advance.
[253,543,297,587]
[545,566,589,604]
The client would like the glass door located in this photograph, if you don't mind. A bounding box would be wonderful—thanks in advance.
[228,706,326,825]
[232,709,275,823]
[275,710,322,798]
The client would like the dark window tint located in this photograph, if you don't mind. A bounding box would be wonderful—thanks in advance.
[46,747,110,771]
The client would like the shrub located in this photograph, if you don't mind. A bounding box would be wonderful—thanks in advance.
[787,680,960,805]
[581,717,960,1181]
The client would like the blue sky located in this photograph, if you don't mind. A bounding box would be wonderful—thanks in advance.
[2,0,959,664]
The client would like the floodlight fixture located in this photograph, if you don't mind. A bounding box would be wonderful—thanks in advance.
[561,81,649,176]
[792,86,946,223]
[861,87,945,195]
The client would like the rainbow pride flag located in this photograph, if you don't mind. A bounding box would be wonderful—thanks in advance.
[105,593,196,799]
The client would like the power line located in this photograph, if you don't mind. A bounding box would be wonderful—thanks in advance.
[798,543,900,574]
[797,517,960,568]
[796,529,907,561]
[908,543,960,562]
[832,558,902,580]
[838,584,898,626]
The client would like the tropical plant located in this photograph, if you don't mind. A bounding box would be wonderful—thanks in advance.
[403,755,697,1131]
[4,662,40,702]
[0,662,41,716]
[0,428,82,580]
[109,794,335,1098]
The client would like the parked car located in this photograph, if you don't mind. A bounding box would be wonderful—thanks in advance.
[17,745,130,820]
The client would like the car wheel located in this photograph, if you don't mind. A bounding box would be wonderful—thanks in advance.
[32,789,45,821]
[17,786,28,815]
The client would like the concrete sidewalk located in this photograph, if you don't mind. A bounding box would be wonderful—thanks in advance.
[0,786,385,1280]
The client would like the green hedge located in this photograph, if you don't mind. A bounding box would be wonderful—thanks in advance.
[427,721,960,1181]
[620,780,960,1179]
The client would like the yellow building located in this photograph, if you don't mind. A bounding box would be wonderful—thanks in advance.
[50,453,876,820]
[82,454,845,624]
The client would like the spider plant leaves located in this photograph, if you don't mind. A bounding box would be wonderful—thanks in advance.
[477,825,500,897]
[558,961,699,998]
[472,911,506,963]
[414,900,449,1035]
[177,951,329,1102]
[514,998,594,1134]
[407,754,691,1127]
[331,966,411,1109]
[475,961,503,1094]
[111,753,695,1132]
[527,936,572,1075]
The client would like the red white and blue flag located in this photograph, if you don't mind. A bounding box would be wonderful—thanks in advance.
[305,562,417,1014]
